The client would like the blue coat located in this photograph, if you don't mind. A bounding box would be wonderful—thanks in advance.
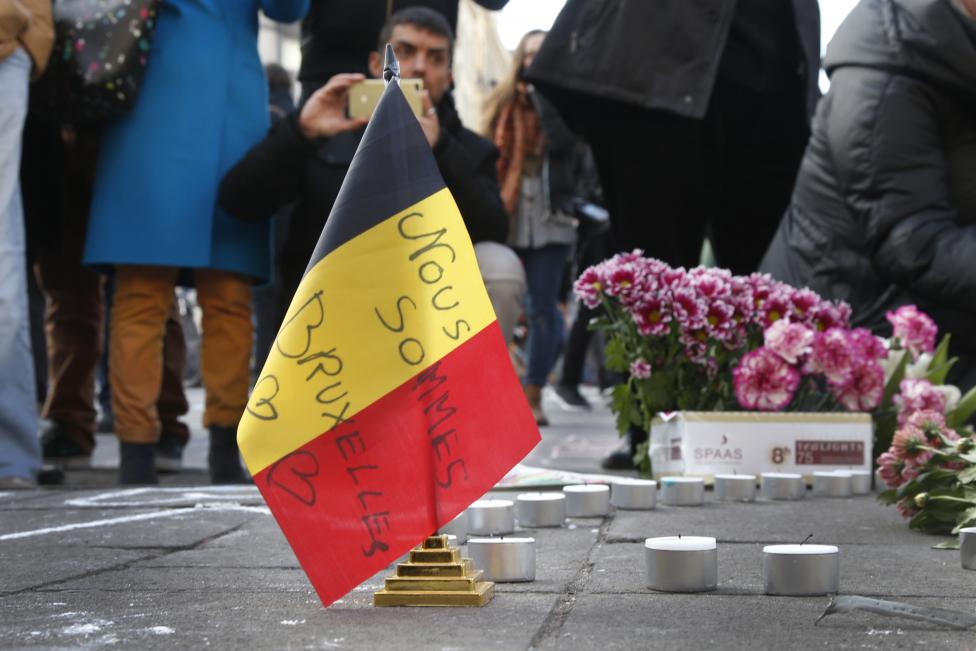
[84,0,308,282]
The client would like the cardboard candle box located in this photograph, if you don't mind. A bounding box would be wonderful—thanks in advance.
[649,412,872,481]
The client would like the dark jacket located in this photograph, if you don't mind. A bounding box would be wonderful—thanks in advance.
[298,0,508,85]
[761,0,976,384]
[219,91,508,307]
[525,0,821,121]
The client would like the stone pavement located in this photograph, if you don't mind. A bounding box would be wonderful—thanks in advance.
[2,388,975,650]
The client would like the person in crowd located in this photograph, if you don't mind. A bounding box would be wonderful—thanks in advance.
[251,63,297,372]
[22,122,192,474]
[220,7,525,350]
[0,0,52,488]
[524,0,821,469]
[762,0,976,389]
[297,0,508,103]
[82,0,309,485]
[481,30,594,425]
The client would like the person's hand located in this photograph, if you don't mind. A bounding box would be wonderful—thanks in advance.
[298,73,368,140]
[417,90,441,148]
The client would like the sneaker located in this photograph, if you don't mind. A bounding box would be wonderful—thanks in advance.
[553,384,592,411]
[156,430,185,473]
[40,422,93,469]
[0,476,37,489]
[600,444,637,471]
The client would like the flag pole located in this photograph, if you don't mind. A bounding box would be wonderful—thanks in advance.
[383,43,400,86]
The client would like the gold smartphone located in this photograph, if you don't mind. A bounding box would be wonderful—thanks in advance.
[348,78,424,119]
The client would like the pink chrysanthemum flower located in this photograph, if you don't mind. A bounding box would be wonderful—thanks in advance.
[876,450,906,488]
[733,347,800,411]
[629,358,652,379]
[892,425,934,466]
[789,288,821,321]
[630,297,672,337]
[886,305,937,360]
[574,267,604,309]
[759,291,792,328]
[831,360,885,411]
[764,319,814,365]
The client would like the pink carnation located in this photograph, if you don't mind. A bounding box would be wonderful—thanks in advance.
[764,319,814,365]
[848,327,887,361]
[895,497,918,519]
[895,379,947,425]
[733,347,800,411]
[886,305,937,359]
[830,359,885,411]
[808,328,854,384]
[629,358,652,379]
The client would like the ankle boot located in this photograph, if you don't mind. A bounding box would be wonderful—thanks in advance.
[119,442,158,485]
[524,384,549,427]
[208,425,249,485]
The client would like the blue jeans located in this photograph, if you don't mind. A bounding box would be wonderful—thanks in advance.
[0,48,39,481]
[519,244,571,387]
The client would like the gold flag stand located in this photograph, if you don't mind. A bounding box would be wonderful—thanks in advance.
[373,535,494,607]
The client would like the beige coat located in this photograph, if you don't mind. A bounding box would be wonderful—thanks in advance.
[0,0,53,79]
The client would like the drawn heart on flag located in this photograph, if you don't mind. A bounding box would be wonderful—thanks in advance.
[267,450,320,507]
[246,375,280,421]
[276,291,324,359]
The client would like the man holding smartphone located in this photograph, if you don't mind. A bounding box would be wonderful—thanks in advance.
[220,7,525,348]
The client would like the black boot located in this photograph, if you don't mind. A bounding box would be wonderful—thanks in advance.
[119,442,158,485]
[208,425,249,484]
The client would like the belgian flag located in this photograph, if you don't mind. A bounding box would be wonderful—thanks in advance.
[238,52,540,607]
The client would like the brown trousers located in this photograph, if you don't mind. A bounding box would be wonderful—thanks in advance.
[111,265,252,444]
[32,128,188,452]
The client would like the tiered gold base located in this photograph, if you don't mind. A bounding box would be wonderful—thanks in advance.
[373,535,495,607]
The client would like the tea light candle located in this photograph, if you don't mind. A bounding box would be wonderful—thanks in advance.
[563,484,610,517]
[467,499,515,535]
[610,478,657,510]
[960,527,976,570]
[660,476,705,506]
[762,544,840,595]
[468,537,535,582]
[713,474,757,502]
[813,471,852,498]
[849,470,872,494]
[437,511,468,543]
[760,472,805,500]
[516,492,566,528]
[645,536,717,593]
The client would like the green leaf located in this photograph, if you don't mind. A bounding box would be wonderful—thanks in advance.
[603,337,629,373]
[881,352,910,409]
[932,540,961,550]
[877,488,898,505]
[924,358,957,387]
[958,466,976,485]
[948,384,976,429]
[610,384,632,436]
[952,506,976,533]
[927,333,952,380]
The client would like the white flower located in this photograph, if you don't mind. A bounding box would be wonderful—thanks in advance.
[935,384,962,412]
[882,348,907,383]
[905,352,933,379]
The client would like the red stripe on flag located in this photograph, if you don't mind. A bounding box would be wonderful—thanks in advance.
[253,321,539,606]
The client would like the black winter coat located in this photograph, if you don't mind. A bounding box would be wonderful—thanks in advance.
[761,0,976,385]
[218,92,508,317]
[298,0,509,85]
[525,0,821,120]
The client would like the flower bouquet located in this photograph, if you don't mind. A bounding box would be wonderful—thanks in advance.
[574,252,970,473]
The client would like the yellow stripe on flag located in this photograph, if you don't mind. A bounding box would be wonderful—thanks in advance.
[239,188,496,474]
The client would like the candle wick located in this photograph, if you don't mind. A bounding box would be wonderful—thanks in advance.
[678,533,682,539]
[800,533,813,546]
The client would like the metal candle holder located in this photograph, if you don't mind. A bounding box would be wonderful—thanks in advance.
[713,474,757,502]
[760,472,805,500]
[468,537,536,582]
[659,477,705,506]
[611,478,657,510]
[467,499,515,535]
[813,471,853,498]
[516,492,566,528]
[960,527,976,570]
[563,484,610,517]
[762,544,840,596]
[645,536,717,593]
